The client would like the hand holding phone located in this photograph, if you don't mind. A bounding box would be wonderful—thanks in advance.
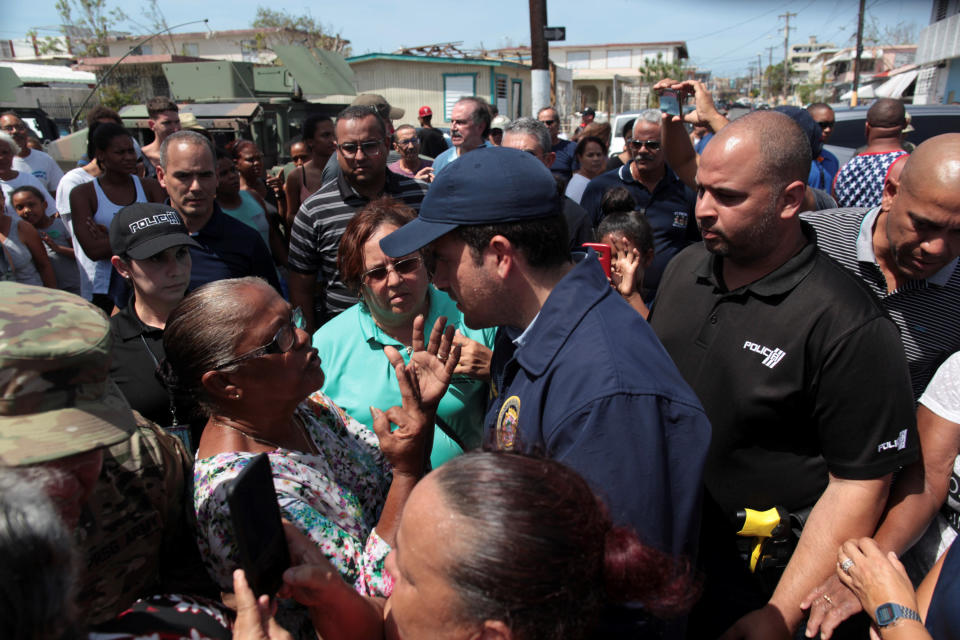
[227,453,291,599]
[582,242,612,279]
[658,89,681,117]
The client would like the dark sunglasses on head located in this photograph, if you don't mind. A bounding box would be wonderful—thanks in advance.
[627,139,661,151]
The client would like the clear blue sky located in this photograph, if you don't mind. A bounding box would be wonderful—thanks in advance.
[3,0,930,77]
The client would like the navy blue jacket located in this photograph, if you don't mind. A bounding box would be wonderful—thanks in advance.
[485,252,711,558]
[188,204,281,294]
[580,165,698,298]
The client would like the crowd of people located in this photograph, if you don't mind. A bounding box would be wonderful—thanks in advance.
[1,80,958,640]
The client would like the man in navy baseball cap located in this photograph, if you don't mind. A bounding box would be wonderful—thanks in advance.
[380,145,711,638]
[380,146,560,258]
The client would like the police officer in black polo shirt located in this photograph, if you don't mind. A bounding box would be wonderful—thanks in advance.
[649,111,918,640]
[108,202,204,450]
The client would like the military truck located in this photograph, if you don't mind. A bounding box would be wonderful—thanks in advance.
[47,46,355,170]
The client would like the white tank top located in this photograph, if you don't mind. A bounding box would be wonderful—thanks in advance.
[75,175,147,299]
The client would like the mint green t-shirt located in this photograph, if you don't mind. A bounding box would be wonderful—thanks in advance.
[312,286,496,468]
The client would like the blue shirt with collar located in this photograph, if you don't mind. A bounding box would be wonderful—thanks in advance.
[188,203,282,294]
[432,141,494,175]
[580,163,699,297]
[485,251,712,559]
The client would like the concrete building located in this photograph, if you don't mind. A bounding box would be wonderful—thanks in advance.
[325,53,531,129]
[789,36,836,85]
[0,34,75,62]
[493,41,688,130]
[811,44,918,102]
[545,42,688,114]
[913,0,960,104]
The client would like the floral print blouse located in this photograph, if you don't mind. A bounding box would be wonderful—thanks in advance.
[193,393,394,596]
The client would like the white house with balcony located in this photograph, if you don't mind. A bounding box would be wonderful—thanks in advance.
[493,41,688,118]
[913,0,960,104]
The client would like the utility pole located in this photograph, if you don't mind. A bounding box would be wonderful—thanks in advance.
[779,11,796,103]
[529,0,550,117]
[851,0,866,106]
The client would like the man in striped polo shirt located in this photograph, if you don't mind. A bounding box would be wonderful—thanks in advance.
[803,133,960,399]
[288,105,429,332]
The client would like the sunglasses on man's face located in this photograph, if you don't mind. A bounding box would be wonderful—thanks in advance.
[627,139,661,151]
[337,140,384,157]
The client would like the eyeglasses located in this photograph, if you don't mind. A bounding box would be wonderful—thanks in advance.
[362,255,423,284]
[539,119,557,126]
[338,140,384,157]
[215,307,305,369]
[816,121,835,129]
[395,138,419,147]
[627,139,661,151]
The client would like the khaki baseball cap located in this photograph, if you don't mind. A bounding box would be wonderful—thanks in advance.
[0,283,135,465]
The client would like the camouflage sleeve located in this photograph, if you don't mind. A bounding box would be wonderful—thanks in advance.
[122,415,217,597]
[74,414,202,622]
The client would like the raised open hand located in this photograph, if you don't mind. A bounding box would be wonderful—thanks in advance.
[371,351,436,476]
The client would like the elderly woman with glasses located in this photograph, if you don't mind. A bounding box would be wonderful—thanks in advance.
[312,197,496,469]
[162,275,460,599]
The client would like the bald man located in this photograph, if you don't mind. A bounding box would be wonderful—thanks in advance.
[832,98,909,208]
[650,110,917,640]
[801,133,960,640]
[804,135,960,399]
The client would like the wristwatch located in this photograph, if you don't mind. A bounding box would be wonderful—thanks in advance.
[875,602,922,628]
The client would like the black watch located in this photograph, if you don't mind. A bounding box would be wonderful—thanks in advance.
[875,602,922,628]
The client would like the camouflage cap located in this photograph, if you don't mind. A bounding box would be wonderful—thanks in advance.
[0,283,135,465]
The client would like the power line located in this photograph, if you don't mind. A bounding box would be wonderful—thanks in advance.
[684,1,793,42]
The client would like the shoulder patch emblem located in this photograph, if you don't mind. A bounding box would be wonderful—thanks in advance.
[496,396,521,450]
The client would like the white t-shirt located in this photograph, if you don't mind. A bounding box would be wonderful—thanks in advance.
[12,148,64,192]
[565,173,591,205]
[56,166,97,222]
[1,171,57,217]
[908,353,960,572]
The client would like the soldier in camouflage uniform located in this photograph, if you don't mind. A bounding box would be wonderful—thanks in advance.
[0,282,214,625]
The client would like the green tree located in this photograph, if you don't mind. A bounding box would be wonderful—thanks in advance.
[54,0,128,57]
[764,61,786,97]
[97,84,140,110]
[637,52,689,107]
[637,52,687,84]
[25,29,69,56]
[796,84,818,105]
[251,7,351,56]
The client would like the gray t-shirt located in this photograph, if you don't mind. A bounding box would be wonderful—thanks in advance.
[42,216,81,295]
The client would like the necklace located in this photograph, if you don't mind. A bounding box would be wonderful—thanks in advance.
[216,415,316,453]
